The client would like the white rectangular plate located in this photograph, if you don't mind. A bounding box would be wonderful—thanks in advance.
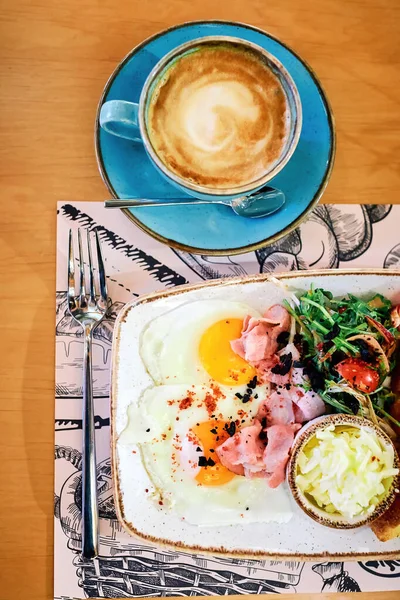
[111,269,400,560]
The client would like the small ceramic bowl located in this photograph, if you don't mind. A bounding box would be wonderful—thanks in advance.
[287,414,400,529]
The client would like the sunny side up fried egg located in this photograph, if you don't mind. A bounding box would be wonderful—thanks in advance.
[139,300,259,386]
[120,383,292,526]
[119,299,293,525]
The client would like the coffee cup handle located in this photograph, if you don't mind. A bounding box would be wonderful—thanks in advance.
[99,100,142,142]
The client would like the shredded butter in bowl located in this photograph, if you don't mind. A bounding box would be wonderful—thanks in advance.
[288,415,400,528]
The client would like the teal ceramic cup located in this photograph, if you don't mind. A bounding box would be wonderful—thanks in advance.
[99,36,302,200]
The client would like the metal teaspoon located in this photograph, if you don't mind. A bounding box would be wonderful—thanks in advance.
[104,186,285,219]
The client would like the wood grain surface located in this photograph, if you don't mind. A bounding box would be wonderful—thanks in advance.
[0,1,399,599]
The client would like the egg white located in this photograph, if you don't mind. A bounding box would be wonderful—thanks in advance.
[119,383,292,526]
[139,299,261,385]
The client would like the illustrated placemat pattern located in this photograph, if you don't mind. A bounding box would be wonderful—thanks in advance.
[55,202,400,599]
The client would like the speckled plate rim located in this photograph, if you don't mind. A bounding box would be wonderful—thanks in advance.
[95,20,336,257]
[111,268,400,560]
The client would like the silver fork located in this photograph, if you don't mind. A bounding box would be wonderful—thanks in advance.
[67,228,108,559]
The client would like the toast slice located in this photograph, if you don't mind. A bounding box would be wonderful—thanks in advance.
[371,494,400,541]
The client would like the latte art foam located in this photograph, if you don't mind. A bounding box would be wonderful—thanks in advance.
[147,44,290,189]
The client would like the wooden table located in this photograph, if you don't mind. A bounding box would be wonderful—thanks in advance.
[0,1,399,599]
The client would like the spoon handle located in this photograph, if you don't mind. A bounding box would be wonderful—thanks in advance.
[104,198,215,208]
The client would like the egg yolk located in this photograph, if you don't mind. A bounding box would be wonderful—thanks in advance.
[199,318,256,386]
[192,420,236,487]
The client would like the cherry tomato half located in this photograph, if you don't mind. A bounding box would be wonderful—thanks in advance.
[335,358,380,393]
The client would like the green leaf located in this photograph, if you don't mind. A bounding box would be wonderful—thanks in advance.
[300,296,335,324]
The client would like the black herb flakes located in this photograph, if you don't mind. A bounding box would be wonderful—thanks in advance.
[247,376,258,389]
[354,339,376,363]
[330,350,347,367]
[325,322,340,341]
[342,393,360,415]
[271,352,293,376]
[294,333,302,345]
[235,392,243,399]
[225,421,236,436]
[294,334,309,356]
[303,359,325,392]
[277,331,290,345]
[198,455,217,468]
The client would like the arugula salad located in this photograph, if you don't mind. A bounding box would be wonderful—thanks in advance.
[284,287,400,438]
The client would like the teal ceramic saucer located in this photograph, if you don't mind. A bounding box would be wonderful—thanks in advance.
[95,21,335,256]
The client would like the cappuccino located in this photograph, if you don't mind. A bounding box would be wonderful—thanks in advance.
[147,42,290,190]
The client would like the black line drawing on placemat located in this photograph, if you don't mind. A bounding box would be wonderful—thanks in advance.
[71,554,295,597]
[384,243,400,269]
[55,416,110,431]
[358,560,400,578]
[312,562,361,592]
[60,203,188,288]
[172,204,392,280]
[171,254,250,280]
[54,445,303,597]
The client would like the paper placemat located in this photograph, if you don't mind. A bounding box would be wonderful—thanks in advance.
[55,202,400,599]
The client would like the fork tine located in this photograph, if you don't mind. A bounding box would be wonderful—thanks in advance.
[77,228,86,303]
[86,230,96,303]
[67,229,76,311]
[94,229,108,306]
